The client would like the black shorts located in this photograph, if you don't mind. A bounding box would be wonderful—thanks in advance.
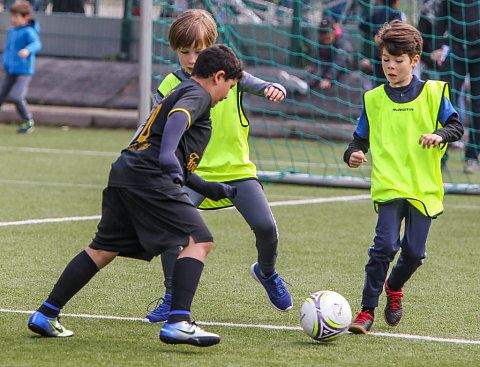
[89,186,213,261]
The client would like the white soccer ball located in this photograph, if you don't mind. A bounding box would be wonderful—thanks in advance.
[299,290,352,342]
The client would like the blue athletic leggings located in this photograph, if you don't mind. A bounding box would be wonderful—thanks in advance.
[361,199,432,308]
[160,178,278,294]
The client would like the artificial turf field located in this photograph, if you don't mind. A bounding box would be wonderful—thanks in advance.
[0,124,478,366]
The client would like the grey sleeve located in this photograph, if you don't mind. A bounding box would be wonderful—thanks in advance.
[238,71,287,98]
[433,114,464,143]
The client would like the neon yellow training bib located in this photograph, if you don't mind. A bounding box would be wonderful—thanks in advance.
[364,80,449,217]
[158,72,257,209]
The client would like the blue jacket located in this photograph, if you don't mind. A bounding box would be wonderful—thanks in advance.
[2,19,41,75]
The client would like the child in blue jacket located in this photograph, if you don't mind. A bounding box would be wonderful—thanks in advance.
[0,1,41,133]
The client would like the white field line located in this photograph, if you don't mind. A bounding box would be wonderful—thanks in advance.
[0,179,104,189]
[0,216,101,227]
[0,146,368,170]
[1,308,479,345]
[445,203,480,210]
[0,195,371,227]
[2,194,477,227]
[0,146,118,157]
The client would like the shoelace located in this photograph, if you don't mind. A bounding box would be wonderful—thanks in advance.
[273,276,293,296]
[354,311,373,323]
[386,290,403,310]
[146,297,170,313]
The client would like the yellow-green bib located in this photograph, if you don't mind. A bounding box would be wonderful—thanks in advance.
[158,72,257,209]
[365,80,449,217]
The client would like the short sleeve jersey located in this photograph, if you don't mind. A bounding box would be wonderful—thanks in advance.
[108,79,212,188]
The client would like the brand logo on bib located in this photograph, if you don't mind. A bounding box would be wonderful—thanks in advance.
[392,108,414,112]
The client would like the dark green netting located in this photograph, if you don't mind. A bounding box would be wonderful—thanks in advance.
[151,0,480,193]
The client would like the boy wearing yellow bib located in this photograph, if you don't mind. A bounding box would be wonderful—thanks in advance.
[143,10,292,323]
[344,21,463,334]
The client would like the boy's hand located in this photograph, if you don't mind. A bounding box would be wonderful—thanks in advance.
[349,150,367,168]
[203,181,237,201]
[320,79,331,89]
[431,49,444,66]
[264,86,285,102]
[419,133,443,149]
[18,49,30,58]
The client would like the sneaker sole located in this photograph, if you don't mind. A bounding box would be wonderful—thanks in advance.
[142,317,167,324]
[160,334,220,347]
[249,264,293,312]
[383,313,401,327]
[348,324,370,334]
[27,322,74,337]
[28,322,51,336]
[17,127,35,134]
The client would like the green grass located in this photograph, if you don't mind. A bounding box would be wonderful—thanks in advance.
[0,124,479,366]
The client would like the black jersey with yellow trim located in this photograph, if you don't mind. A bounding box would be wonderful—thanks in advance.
[108,79,212,189]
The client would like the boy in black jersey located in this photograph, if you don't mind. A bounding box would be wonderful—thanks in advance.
[27,44,243,347]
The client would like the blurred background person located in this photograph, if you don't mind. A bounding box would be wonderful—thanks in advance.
[433,0,479,173]
[359,0,406,87]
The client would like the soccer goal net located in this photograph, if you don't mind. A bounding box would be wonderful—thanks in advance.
[151,0,480,194]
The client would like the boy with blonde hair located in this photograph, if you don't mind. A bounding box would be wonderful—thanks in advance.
[144,9,293,324]
[345,20,463,334]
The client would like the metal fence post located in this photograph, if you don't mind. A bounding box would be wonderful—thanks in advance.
[138,0,153,125]
[289,0,302,67]
[120,0,133,59]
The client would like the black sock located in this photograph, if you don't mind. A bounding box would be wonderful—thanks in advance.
[361,307,375,317]
[167,257,204,324]
[37,250,99,317]
[161,246,181,295]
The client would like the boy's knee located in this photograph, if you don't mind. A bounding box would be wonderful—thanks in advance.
[11,96,24,104]
[368,245,396,262]
[202,241,213,253]
[190,239,213,254]
[253,220,278,243]
[401,252,426,265]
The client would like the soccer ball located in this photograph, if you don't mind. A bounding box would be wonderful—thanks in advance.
[299,290,352,342]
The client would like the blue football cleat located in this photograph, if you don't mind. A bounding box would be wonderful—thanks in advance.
[143,294,172,323]
[250,262,293,312]
[17,119,34,134]
[160,321,220,347]
[28,311,74,337]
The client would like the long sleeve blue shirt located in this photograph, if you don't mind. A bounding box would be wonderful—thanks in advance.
[2,19,41,75]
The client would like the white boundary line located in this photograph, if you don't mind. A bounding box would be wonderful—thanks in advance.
[0,179,104,189]
[0,216,101,227]
[2,309,479,345]
[0,146,118,157]
[0,195,371,226]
